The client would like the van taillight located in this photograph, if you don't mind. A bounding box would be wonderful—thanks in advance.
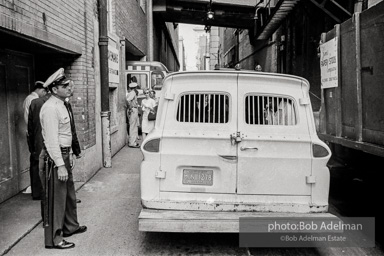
[312,144,329,158]
[143,139,160,152]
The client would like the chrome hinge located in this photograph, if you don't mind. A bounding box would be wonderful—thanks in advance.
[299,98,310,105]
[155,169,166,179]
[165,93,175,100]
[306,175,316,184]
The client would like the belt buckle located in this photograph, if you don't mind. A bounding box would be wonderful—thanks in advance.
[61,147,70,154]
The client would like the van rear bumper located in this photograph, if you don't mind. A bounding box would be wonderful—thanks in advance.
[141,199,328,213]
[138,209,336,233]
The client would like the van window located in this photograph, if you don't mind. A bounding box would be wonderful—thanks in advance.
[127,73,148,90]
[151,72,164,91]
[176,93,229,124]
[245,95,297,126]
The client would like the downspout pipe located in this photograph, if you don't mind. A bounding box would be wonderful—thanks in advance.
[98,0,112,167]
[147,0,154,61]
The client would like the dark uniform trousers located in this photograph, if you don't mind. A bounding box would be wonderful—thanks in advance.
[29,154,43,198]
[43,150,79,247]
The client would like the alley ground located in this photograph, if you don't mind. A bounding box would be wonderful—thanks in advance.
[1,146,384,255]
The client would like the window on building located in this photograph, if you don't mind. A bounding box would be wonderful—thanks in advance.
[176,93,229,123]
[151,72,164,90]
[245,95,297,126]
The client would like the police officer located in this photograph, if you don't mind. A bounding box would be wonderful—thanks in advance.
[127,82,140,147]
[23,81,46,199]
[40,68,86,249]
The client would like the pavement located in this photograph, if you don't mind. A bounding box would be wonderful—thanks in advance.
[0,144,354,256]
[0,162,93,256]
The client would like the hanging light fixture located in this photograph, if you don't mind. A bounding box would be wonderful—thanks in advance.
[206,0,214,20]
[207,10,214,20]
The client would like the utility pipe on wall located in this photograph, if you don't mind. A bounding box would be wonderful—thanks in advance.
[98,0,112,167]
[354,12,363,142]
[147,0,154,61]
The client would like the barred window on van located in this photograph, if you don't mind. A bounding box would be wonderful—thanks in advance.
[245,95,297,125]
[176,94,229,123]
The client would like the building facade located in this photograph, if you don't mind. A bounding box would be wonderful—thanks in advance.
[0,0,179,203]
[216,0,382,111]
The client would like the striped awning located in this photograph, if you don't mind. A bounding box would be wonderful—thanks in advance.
[256,0,300,40]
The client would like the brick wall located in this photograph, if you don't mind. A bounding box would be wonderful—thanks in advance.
[1,0,99,149]
[114,0,147,55]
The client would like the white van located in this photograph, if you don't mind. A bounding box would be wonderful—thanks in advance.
[139,70,332,232]
[125,61,169,101]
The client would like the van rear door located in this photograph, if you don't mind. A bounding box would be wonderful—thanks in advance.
[159,73,238,194]
[236,74,312,195]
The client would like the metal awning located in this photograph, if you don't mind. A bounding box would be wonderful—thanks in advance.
[256,0,300,40]
[153,0,300,37]
[153,0,257,29]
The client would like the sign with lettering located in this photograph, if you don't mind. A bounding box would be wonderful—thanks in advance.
[108,45,120,84]
[320,38,338,89]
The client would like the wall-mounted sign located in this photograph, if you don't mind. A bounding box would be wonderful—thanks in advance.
[108,45,119,84]
[320,37,338,89]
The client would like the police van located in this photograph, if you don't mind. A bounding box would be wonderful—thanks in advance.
[125,61,169,101]
[139,70,333,232]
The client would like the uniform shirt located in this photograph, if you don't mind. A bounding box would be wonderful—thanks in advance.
[127,90,138,109]
[40,95,72,167]
[23,92,39,125]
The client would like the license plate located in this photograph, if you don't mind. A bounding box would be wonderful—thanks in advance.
[182,169,213,186]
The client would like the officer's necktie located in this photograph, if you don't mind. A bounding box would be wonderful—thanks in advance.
[64,101,75,135]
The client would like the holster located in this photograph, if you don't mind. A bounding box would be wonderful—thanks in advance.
[43,156,54,227]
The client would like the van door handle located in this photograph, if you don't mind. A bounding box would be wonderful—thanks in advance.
[240,147,258,151]
[218,155,237,161]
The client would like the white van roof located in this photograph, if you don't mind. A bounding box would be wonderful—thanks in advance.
[164,70,310,90]
[126,61,169,72]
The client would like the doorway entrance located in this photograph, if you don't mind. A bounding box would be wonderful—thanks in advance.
[0,49,34,203]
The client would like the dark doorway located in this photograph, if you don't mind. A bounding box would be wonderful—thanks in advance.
[0,49,34,203]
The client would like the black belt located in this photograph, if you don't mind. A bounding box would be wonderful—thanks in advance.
[60,147,71,154]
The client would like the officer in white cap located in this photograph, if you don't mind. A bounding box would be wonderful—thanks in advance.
[40,68,86,249]
[126,82,140,147]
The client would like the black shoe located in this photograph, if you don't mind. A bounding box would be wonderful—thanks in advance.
[45,240,75,249]
[76,199,81,203]
[63,225,87,237]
